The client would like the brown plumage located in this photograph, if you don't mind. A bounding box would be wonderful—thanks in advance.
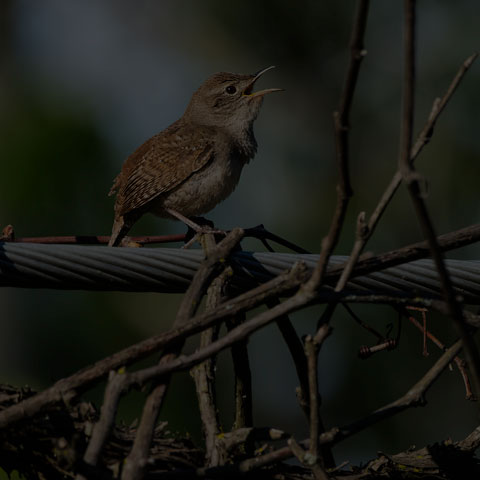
[108,67,281,246]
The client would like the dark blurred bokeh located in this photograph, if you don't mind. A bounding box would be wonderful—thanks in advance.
[0,0,479,466]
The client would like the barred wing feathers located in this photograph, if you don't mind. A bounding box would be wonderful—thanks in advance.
[109,121,215,216]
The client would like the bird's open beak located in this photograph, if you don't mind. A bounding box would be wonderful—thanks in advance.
[242,66,283,97]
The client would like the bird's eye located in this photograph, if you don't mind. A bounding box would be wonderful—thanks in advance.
[225,85,237,94]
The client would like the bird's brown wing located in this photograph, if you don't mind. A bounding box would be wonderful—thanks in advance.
[110,121,215,216]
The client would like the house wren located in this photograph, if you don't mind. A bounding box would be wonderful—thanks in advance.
[108,66,281,247]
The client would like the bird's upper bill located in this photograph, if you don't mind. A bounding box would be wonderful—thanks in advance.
[242,66,283,98]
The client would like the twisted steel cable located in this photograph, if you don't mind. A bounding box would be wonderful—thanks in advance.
[1,242,480,302]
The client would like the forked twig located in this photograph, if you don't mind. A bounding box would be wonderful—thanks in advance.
[0,2,479,477]
[227,310,253,432]
[405,308,473,399]
[305,325,332,471]
[335,53,478,293]
[76,371,126,480]
[306,0,370,292]
[122,229,244,479]
[398,0,480,399]
[191,266,231,466]
[232,338,463,475]
[0,224,479,434]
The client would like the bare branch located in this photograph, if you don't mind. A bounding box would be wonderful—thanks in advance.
[335,52,478,292]
[77,371,127,478]
[306,0,370,291]
[305,336,320,461]
[1,2,479,478]
[7,223,311,252]
[234,338,463,474]
[192,266,232,466]
[288,436,329,480]
[1,223,479,432]
[326,223,480,281]
[267,298,310,415]
[406,309,473,399]
[0,261,308,431]
[227,311,253,431]
[243,224,311,254]
[11,232,186,245]
[399,0,416,178]
[122,229,244,479]
[305,327,332,470]
[398,0,480,398]
[175,228,244,325]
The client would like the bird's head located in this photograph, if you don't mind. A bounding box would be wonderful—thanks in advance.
[184,66,282,135]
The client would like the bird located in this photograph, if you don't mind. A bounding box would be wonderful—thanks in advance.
[108,66,282,247]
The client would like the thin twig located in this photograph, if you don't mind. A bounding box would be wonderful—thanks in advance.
[77,371,127,479]
[217,426,289,453]
[227,311,253,432]
[267,298,310,415]
[306,0,370,292]
[0,261,308,430]
[1,223,479,431]
[191,266,230,466]
[342,303,385,341]
[175,228,244,325]
[358,340,397,359]
[190,233,228,467]
[128,294,317,388]
[8,223,311,253]
[456,425,480,452]
[335,52,478,292]
[288,436,329,480]
[399,0,416,178]
[305,336,320,462]
[270,298,334,468]
[11,233,186,245]
[305,327,333,472]
[325,223,480,281]
[328,294,480,328]
[243,224,311,254]
[405,309,473,399]
[232,338,462,474]
[122,229,245,480]
[399,0,480,399]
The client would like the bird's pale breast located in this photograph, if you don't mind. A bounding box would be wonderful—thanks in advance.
[152,142,247,218]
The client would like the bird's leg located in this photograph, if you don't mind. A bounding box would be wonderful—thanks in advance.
[165,208,226,235]
[165,208,205,233]
[189,216,214,229]
[164,208,227,249]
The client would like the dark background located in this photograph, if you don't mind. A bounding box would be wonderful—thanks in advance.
[0,0,479,468]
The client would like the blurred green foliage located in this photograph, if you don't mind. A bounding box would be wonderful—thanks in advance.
[0,468,25,480]
[0,96,113,234]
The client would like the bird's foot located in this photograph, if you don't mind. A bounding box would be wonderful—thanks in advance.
[163,209,226,248]
[182,217,227,249]
[183,228,227,249]
[118,236,143,248]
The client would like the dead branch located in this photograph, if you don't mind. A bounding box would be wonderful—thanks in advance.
[306,0,370,292]
[335,51,478,291]
[0,3,478,479]
[1,223,479,435]
[398,0,480,398]
[232,338,463,475]
[405,308,473,399]
[122,229,244,479]
[191,265,231,466]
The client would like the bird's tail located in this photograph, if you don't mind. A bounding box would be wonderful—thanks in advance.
[108,217,130,247]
